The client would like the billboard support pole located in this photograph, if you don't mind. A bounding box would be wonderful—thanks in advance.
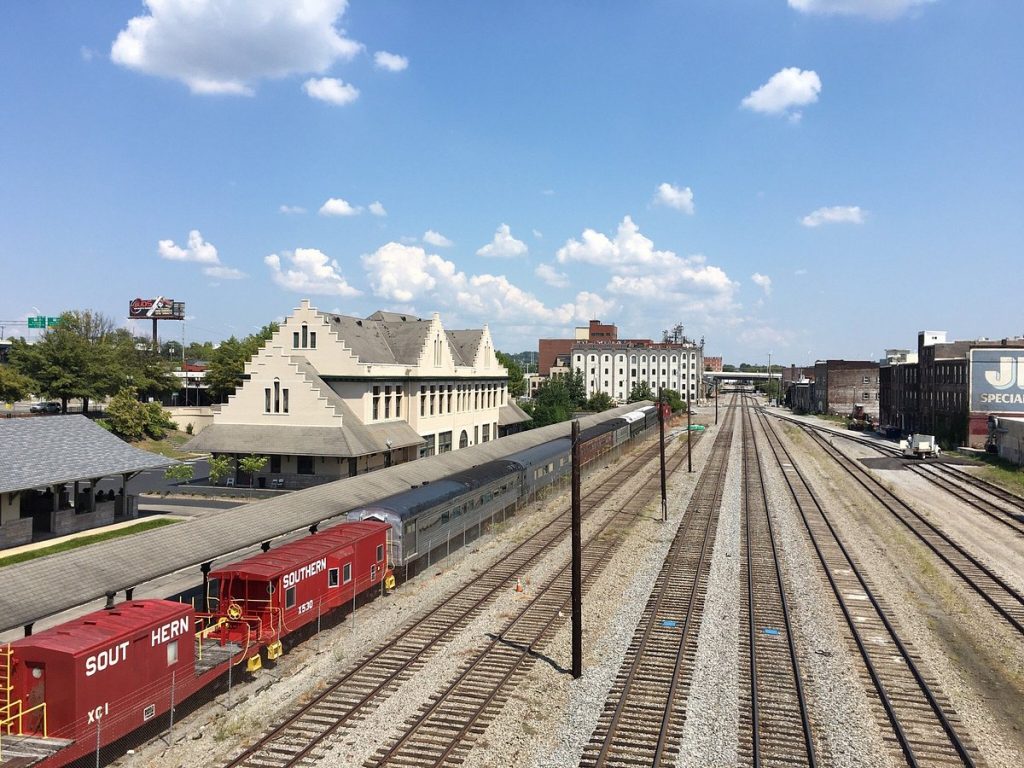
[152,318,159,352]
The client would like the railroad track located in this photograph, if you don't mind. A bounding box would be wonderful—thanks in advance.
[795,423,1024,635]
[753,406,984,767]
[221,424,694,768]
[577,397,738,768]
[768,413,1024,537]
[738,400,816,767]
[367,410,706,768]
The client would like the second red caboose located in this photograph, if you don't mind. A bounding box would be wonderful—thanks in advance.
[204,520,390,663]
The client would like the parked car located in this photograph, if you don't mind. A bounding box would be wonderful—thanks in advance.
[30,401,61,413]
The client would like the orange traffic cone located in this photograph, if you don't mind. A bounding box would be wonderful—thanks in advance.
[515,577,524,593]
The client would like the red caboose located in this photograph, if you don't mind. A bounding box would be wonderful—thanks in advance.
[4,600,211,766]
[206,521,390,661]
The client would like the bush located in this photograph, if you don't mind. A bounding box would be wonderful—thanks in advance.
[185,422,194,435]
[106,387,177,441]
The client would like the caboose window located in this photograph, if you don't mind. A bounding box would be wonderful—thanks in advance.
[343,563,352,583]
[167,640,178,667]
[328,568,339,587]
[376,544,384,562]
[285,586,297,609]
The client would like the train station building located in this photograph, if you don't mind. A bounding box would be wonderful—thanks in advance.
[186,300,530,488]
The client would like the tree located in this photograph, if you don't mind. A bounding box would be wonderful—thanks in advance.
[208,455,235,484]
[106,387,148,441]
[0,365,34,403]
[628,381,654,403]
[238,454,269,490]
[528,378,573,427]
[164,463,194,484]
[586,392,615,412]
[185,340,215,361]
[661,388,685,412]
[566,369,586,409]
[106,386,176,441]
[496,351,526,397]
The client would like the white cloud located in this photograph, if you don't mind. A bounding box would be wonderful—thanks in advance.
[556,216,738,313]
[476,224,528,258]
[279,204,306,215]
[374,51,408,72]
[361,242,613,325]
[535,263,570,289]
[111,0,362,96]
[264,248,361,296]
[751,273,773,295]
[532,229,543,239]
[319,197,361,217]
[654,182,695,214]
[203,265,246,280]
[158,230,219,263]
[303,77,359,105]
[423,230,453,247]
[794,268,808,276]
[741,67,821,119]
[368,201,387,217]
[158,229,246,278]
[788,0,933,20]
[80,46,96,62]
[801,205,865,227]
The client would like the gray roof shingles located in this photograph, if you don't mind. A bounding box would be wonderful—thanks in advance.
[0,415,174,495]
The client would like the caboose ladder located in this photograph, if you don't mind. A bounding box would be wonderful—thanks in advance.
[0,644,14,736]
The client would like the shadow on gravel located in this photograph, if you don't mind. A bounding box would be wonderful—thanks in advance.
[860,456,978,471]
[486,633,570,675]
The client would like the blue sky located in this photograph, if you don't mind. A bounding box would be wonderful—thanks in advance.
[2,1,1021,365]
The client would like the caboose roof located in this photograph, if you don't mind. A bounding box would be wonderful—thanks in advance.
[210,520,388,581]
[11,600,189,656]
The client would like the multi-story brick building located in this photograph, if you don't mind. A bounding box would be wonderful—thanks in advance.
[878,349,919,435]
[538,320,647,376]
[812,360,880,419]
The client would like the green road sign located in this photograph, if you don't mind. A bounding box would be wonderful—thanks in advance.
[27,316,45,328]
[46,316,61,327]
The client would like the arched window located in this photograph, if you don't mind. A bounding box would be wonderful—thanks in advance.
[459,430,469,449]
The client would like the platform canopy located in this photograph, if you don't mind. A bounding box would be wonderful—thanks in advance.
[0,415,173,495]
[0,403,648,632]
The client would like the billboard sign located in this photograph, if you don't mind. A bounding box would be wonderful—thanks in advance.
[970,348,1024,413]
[129,297,185,320]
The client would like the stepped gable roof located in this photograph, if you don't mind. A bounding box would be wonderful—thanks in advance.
[323,313,397,365]
[0,415,173,494]
[377,319,432,366]
[447,330,483,367]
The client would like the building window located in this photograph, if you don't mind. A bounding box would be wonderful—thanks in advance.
[274,379,281,413]
[460,430,469,448]
[309,331,316,349]
[343,563,352,584]
[482,424,490,442]
[297,456,315,474]
[430,386,436,415]
[265,388,271,413]
[282,389,289,413]
[301,325,308,348]
[373,386,380,420]
[396,387,403,417]
[293,331,300,348]
[384,386,391,418]
[420,434,435,458]
[420,386,427,416]
[439,431,453,453]
[270,455,281,473]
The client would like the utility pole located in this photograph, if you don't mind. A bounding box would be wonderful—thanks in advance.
[658,388,667,523]
[687,399,693,473]
[571,419,582,679]
[715,381,719,425]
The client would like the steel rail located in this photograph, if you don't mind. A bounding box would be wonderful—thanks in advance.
[221,431,682,768]
[754,406,977,768]
[740,399,816,767]
[799,425,1024,635]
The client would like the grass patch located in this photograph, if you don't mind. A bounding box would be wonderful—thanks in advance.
[0,518,180,568]
[133,429,202,460]
[971,457,1024,495]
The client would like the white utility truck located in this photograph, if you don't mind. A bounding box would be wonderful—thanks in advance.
[900,433,941,459]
